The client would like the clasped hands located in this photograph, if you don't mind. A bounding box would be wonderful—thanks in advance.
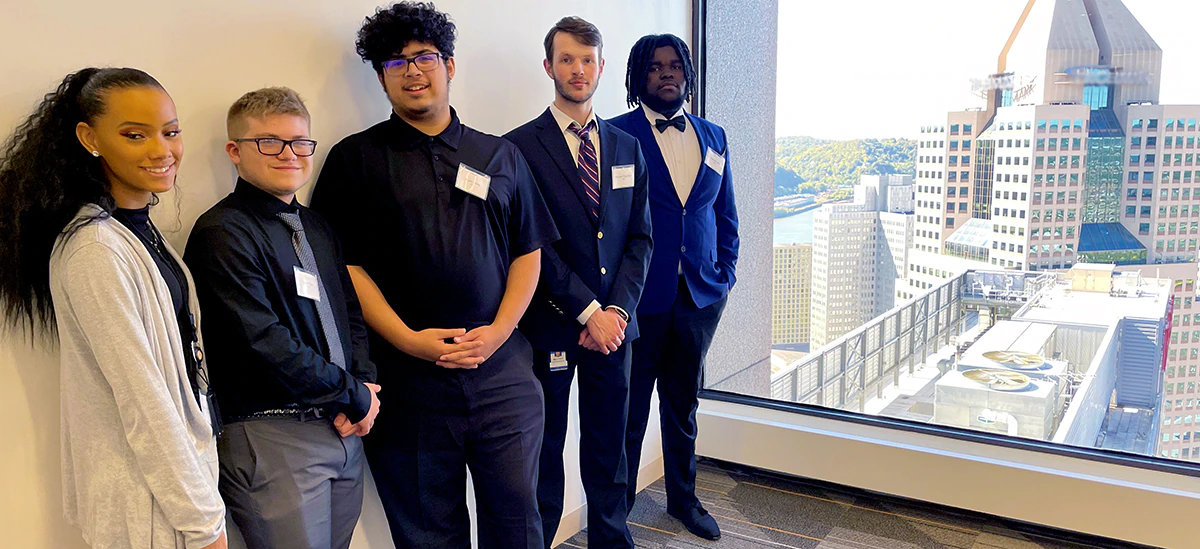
[579,308,626,355]
[404,324,510,369]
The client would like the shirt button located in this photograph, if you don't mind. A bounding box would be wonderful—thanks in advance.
[597,231,604,239]
[600,267,607,275]
[681,246,687,252]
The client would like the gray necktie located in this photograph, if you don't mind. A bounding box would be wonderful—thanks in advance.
[277,211,346,369]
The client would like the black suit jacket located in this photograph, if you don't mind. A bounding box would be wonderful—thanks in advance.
[505,108,653,351]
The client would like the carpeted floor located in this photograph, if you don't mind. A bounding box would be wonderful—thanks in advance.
[559,461,1145,549]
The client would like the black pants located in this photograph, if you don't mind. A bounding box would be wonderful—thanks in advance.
[534,345,633,549]
[365,332,544,549]
[625,277,727,514]
[218,417,364,549]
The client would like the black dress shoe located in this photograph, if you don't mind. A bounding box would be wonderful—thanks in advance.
[668,505,721,540]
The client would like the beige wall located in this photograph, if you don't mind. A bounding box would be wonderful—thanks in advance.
[0,2,688,547]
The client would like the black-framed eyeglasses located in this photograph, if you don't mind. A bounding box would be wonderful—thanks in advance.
[233,137,317,157]
[382,52,448,77]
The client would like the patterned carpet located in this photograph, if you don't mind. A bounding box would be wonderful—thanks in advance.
[559,461,1146,549]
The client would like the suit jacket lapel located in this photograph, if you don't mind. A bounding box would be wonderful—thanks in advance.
[534,109,595,221]
[684,113,713,208]
[596,118,617,224]
[626,111,682,208]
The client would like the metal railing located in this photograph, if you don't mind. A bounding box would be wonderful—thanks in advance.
[771,273,965,412]
[771,269,1055,412]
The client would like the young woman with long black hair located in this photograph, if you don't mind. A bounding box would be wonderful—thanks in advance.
[0,68,227,549]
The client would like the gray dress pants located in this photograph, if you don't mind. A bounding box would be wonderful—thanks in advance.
[218,417,364,549]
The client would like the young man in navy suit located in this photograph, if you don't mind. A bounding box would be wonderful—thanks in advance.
[609,33,739,541]
[505,16,652,549]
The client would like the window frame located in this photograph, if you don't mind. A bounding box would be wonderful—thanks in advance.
[695,0,1200,481]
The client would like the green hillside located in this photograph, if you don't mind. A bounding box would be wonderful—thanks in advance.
[775,136,916,197]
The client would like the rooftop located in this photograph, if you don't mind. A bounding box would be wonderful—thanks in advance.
[1014,274,1171,327]
[788,265,1169,455]
[1096,406,1156,455]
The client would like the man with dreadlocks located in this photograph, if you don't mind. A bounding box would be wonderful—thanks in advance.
[610,33,739,541]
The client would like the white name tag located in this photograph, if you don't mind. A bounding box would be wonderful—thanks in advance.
[704,147,726,174]
[612,164,635,190]
[294,266,321,301]
[455,163,491,199]
[549,351,569,372]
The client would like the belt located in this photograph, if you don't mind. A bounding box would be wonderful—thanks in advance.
[228,406,327,423]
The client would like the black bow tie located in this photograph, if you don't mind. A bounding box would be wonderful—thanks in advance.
[654,115,686,133]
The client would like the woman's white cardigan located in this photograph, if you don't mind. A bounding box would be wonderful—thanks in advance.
[50,205,224,549]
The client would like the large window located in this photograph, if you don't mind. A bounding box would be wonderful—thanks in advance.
[712,0,1200,472]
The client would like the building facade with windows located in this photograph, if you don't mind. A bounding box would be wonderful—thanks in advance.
[1120,106,1200,264]
[812,175,914,347]
[772,243,812,345]
[916,0,1200,273]
[914,111,991,256]
[904,0,1200,462]
[896,248,992,304]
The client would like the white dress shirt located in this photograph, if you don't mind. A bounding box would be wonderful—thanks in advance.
[550,103,601,171]
[548,103,617,325]
[643,104,702,274]
[642,104,701,205]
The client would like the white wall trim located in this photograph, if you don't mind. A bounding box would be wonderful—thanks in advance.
[696,399,1200,548]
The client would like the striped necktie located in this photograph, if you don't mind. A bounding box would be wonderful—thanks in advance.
[276,211,346,369]
[568,120,600,221]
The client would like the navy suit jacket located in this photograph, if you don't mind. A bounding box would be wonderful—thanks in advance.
[505,108,653,351]
[609,108,739,315]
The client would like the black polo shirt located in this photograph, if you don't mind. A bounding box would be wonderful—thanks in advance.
[185,179,376,423]
[310,110,558,348]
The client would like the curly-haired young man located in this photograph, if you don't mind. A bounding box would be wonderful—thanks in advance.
[310,3,559,548]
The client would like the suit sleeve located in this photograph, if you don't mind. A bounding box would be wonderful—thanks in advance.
[541,243,600,320]
[185,223,373,423]
[714,130,740,288]
[607,143,654,314]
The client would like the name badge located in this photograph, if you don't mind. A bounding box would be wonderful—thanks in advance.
[294,266,321,301]
[612,164,635,190]
[549,351,569,372]
[455,163,491,199]
[704,147,726,175]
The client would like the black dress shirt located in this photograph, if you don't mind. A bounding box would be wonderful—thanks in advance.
[185,179,376,423]
[310,110,559,364]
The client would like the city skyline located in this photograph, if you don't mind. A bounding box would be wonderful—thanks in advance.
[773,0,1200,462]
[776,0,1200,141]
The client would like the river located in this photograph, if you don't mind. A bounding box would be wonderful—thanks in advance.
[773,208,815,245]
